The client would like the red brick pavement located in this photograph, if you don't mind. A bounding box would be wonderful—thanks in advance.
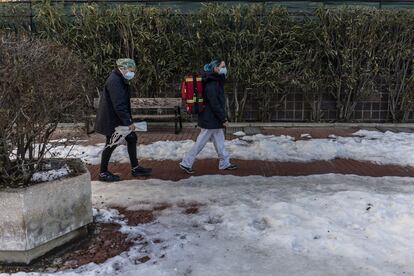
[87,159,414,182]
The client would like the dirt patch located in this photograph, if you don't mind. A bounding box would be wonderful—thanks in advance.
[136,256,151,263]
[177,201,205,208]
[177,201,205,215]
[61,223,133,270]
[114,203,172,225]
[116,207,155,225]
[184,207,200,215]
[0,204,189,274]
[0,222,133,274]
[153,203,173,211]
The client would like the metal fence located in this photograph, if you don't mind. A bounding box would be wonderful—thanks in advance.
[239,90,414,123]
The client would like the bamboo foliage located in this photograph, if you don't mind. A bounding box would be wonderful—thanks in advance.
[2,3,414,122]
[316,8,380,121]
[291,18,326,122]
[375,10,414,122]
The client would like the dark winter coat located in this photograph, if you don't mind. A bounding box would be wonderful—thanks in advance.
[198,72,227,129]
[95,69,133,136]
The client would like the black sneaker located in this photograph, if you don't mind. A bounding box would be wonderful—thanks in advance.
[99,171,121,182]
[179,164,195,174]
[132,166,152,177]
[224,164,238,170]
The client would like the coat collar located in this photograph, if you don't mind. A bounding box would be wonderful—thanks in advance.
[113,69,130,85]
[202,71,226,84]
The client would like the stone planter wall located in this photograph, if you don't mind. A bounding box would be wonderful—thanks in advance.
[0,160,93,264]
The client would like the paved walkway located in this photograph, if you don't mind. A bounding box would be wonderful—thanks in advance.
[87,159,414,182]
[53,125,414,181]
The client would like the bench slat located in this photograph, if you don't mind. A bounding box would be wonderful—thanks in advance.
[131,98,182,109]
[88,114,176,119]
[93,98,182,109]
[132,114,176,119]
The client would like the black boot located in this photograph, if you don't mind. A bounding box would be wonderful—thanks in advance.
[132,165,152,177]
[179,164,195,174]
[99,171,121,182]
[224,164,238,170]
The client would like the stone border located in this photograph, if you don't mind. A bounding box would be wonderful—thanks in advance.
[0,159,93,264]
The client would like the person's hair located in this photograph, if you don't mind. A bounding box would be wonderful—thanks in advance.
[116,58,136,70]
[203,57,223,72]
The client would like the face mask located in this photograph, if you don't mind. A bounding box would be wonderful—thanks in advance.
[124,71,135,80]
[219,67,227,76]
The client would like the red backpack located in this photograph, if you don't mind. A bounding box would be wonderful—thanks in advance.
[181,73,205,114]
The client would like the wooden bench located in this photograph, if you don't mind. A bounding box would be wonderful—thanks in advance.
[87,98,183,134]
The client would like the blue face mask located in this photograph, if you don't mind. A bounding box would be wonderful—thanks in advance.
[124,71,135,80]
[219,67,228,76]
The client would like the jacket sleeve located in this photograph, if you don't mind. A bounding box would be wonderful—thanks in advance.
[107,78,133,126]
[205,83,226,124]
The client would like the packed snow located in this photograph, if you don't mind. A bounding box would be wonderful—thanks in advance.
[233,131,246,136]
[4,129,414,275]
[300,133,312,139]
[48,130,414,166]
[5,174,414,276]
[30,165,71,183]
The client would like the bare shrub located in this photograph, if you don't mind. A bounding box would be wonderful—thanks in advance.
[0,33,94,188]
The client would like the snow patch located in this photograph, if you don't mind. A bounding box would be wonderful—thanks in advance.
[233,131,246,137]
[47,130,414,167]
[300,133,312,139]
[31,165,71,183]
[7,174,414,276]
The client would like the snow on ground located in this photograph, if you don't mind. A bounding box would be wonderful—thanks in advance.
[300,133,312,139]
[31,165,71,183]
[233,131,246,136]
[49,130,414,166]
[6,174,414,276]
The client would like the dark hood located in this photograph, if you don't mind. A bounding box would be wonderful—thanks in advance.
[202,71,226,84]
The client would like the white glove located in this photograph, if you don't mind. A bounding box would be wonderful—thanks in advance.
[134,121,147,132]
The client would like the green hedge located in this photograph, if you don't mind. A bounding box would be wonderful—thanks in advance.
[2,3,414,122]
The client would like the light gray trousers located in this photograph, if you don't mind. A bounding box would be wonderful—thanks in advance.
[180,128,231,169]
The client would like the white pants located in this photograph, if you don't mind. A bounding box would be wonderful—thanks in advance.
[180,128,231,170]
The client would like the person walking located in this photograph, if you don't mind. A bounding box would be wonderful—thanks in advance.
[179,58,237,174]
[95,58,152,182]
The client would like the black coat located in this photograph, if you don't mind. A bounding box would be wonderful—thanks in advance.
[95,69,133,136]
[198,72,227,129]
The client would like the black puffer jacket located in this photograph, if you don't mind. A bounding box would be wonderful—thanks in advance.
[198,72,227,129]
[95,69,133,136]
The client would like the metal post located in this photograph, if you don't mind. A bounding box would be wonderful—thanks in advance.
[29,0,34,34]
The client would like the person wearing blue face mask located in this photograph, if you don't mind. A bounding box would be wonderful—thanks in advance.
[95,58,152,182]
[179,58,237,174]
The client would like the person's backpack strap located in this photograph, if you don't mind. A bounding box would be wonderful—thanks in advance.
[192,73,198,114]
